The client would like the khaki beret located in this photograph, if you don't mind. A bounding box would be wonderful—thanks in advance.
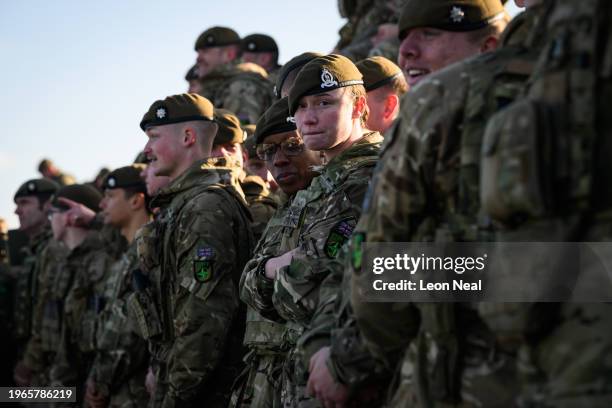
[140,93,214,131]
[241,34,278,53]
[255,97,297,144]
[275,52,324,98]
[214,109,246,145]
[51,184,102,212]
[288,54,363,115]
[399,0,505,38]
[102,165,146,191]
[195,26,240,50]
[14,178,60,202]
[356,56,403,92]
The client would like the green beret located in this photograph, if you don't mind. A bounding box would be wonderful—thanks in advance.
[241,34,278,53]
[214,109,246,145]
[140,93,214,131]
[255,97,297,144]
[288,54,363,115]
[399,0,505,38]
[51,184,102,212]
[14,178,60,202]
[102,165,146,191]
[195,26,240,50]
[275,52,324,98]
[355,56,403,92]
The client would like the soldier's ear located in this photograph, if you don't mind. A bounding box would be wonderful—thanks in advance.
[384,94,400,119]
[182,126,197,147]
[351,95,367,121]
[129,192,146,211]
[480,36,499,53]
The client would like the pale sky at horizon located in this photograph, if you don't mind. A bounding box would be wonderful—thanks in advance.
[0,1,522,229]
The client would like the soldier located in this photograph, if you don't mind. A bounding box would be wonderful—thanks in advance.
[10,179,61,388]
[345,0,564,406]
[47,185,113,401]
[478,0,612,404]
[241,34,282,85]
[233,97,322,408]
[185,64,201,94]
[274,52,323,99]
[355,56,408,135]
[258,54,383,407]
[37,158,76,186]
[128,93,253,407]
[195,27,273,124]
[84,165,152,408]
[213,108,278,242]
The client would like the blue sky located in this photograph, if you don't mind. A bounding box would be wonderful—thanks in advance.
[0,1,522,229]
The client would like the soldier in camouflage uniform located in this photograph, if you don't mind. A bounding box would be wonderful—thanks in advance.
[128,94,253,407]
[10,179,61,386]
[295,57,409,408]
[478,0,612,404]
[213,108,279,242]
[84,165,151,408]
[233,97,322,408]
[355,55,408,135]
[46,185,114,401]
[252,54,383,407]
[241,34,282,88]
[345,1,577,407]
[195,27,274,124]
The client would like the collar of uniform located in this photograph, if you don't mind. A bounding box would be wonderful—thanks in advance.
[153,158,232,208]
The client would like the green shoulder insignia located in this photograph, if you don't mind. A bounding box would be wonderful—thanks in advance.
[324,220,355,259]
[193,247,215,282]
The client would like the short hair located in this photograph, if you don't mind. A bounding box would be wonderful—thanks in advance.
[379,74,409,97]
[347,84,369,126]
[122,187,152,214]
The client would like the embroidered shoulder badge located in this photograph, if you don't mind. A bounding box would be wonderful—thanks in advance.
[193,247,215,282]
[324,220,355,258]
[320,68,339,89]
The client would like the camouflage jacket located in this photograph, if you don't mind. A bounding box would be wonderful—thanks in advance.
[13,228,52,346]
[88,241,149,403]
[199,63,274,124]
[129,158,254,407]
[349,7,553,407]
[50,230,114,387]
[272,132,382,327]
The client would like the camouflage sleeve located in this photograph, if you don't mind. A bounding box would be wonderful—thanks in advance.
[272,174,370,325]
[163,194,243,406]
[350,74,470,368]
[240,210,287,322]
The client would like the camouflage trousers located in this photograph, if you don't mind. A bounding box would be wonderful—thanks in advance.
[229,348,284,408]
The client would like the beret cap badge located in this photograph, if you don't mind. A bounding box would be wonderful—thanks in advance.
[27,182,36,192]
[450,6,466,23]
[320,68,339,89]
[156,107,167,119]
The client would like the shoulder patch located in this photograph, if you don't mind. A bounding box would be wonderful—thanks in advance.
[194,247,215,282]
[324,220,355,258]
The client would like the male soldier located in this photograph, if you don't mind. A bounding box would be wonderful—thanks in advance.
[38,158,76,186]
[11,179,62,388]
[241,34,282,84]
[477,0,612,404]
[355,56,408,135]
[260,54,383,407]
[47,185,113,401]
[213,108,278,242]
[233,97,322,408]
[345,0,564,406]
[129,93,253,407]
[195,26,273,124]
[84,165,151,408]
[274,52,323,99]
